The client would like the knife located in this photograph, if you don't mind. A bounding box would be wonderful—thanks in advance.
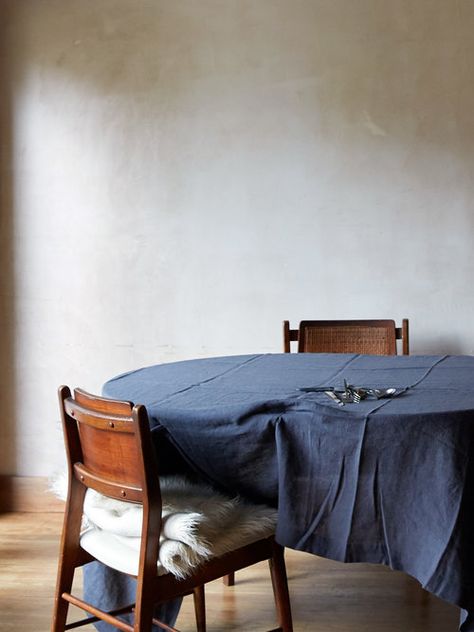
[299,386,334,392]
[325,390,345,406]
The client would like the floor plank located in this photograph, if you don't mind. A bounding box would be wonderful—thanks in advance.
[0,512,459,631]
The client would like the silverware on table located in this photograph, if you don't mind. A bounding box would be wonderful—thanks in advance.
[299,386,335,392]
[300,383,398,404]
[366,388,397,399]
[325,390,345,406]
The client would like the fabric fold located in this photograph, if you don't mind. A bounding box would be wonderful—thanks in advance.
[52,472,277,578]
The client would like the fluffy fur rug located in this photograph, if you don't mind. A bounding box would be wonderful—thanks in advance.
[51,472,277,578]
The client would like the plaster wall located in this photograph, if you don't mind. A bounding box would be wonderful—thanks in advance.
[1,0,473,475]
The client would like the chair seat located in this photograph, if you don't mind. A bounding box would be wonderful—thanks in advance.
[80,476,277,579]
[80,518,274,578]
[81,528,147,576]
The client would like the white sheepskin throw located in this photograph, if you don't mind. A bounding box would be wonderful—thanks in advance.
[51,472,277,579]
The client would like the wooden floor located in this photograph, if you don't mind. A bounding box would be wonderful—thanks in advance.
[0,512,459,631]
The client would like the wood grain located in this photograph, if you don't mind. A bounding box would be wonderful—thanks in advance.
[0,512,459,631]
[283,319,409,355]
[0,475,64,513]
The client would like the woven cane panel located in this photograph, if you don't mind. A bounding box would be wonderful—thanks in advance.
[301,325,396,355]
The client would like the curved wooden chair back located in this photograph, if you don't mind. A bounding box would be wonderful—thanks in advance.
[283,319,409,355]
[62,387,161,505]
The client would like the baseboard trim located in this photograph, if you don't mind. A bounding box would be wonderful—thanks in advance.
[0,475,65,513]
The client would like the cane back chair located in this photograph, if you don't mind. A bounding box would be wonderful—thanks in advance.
[283,319,409,355]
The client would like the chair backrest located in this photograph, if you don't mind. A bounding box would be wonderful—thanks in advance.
[58,385,161,512]
[283,319,409,355]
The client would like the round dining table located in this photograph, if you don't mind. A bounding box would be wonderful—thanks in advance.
[88,353,474,631]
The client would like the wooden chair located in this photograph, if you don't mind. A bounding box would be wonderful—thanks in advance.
[52,386,293,632]
[283,319,409,355]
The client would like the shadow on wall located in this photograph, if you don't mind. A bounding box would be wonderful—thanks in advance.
[421,337,467,356]
[15,2,474,345]
[1,0,474,486]
[0,6,17,506]
[19,1,473,165]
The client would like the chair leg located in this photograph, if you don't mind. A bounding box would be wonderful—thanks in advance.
[193,585,206,632]
[268,542,293,632]
[223,572,235,586]
[52,485,86,632]
[51,472,86,632]
[134,581,157,632]
[51,559,76,631]
[51,588,71,631]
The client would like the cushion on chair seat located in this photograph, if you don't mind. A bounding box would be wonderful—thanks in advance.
[81,528,209,577]
[79,476,277,579]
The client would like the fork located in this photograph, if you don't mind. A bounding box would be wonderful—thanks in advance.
[344,379,362,403]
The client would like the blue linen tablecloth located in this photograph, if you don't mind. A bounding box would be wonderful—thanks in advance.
[96,353,474,630]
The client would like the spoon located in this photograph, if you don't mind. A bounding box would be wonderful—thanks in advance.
[368,388,397,399]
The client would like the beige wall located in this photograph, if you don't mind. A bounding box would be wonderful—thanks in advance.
[1,0,474,476]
